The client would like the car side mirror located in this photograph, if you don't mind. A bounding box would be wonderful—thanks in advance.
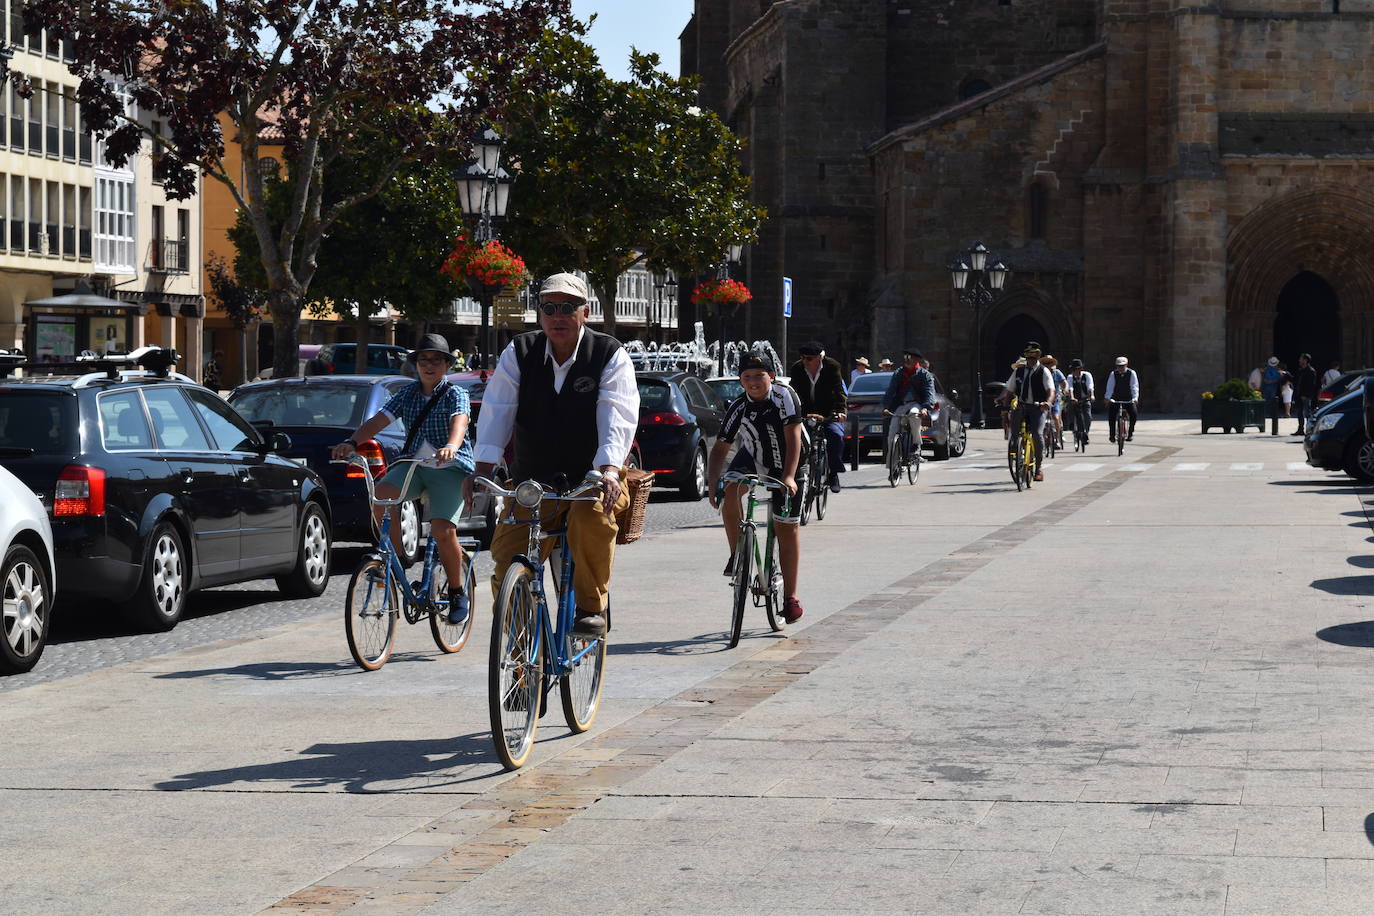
[262,431,292,453]
[948,388,959,403]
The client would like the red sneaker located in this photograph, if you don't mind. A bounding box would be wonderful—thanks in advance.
[783,597,804,624]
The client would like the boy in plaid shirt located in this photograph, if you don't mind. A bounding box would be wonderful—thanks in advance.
[332,334,476,624]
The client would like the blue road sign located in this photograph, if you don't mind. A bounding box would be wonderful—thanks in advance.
[783,277,793,318]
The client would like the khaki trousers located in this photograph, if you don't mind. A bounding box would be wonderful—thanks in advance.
[488,486,630,614]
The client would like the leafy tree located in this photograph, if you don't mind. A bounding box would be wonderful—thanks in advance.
[205,254,264,385]
[499,31,763,336]
[16,0,568,377]
[229,152,466,374]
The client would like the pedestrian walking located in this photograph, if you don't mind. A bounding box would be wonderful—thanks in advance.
[1294,352,1318,435]
[203,350,223,391]
[850,356,871,384]
[1322,359,1342,390]
[1260,356,1283,435]
[878,357,894,371]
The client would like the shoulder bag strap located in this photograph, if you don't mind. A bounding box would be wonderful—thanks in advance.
[401,381,450,455]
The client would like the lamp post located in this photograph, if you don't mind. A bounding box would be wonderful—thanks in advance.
[454,126,515,370]
[652,270,666,344]
[716,243,744,376]
[948,242,1009,429]
[665,276,677,342]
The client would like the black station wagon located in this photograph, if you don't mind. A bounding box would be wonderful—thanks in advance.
[0,348,332,632]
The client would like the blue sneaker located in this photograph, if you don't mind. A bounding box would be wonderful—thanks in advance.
[446,588,470,625]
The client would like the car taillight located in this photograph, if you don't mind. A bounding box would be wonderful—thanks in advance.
[54,465,106,517]
[1319,391,1333,401]
[641,412,687,426]
[847,402,862,410]
[346,440,387,478]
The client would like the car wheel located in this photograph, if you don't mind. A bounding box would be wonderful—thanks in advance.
[395,499,422,567]
[1343,433,1374,482]
[950,420,967,457]
[932,418,952,461]
[683,445,709,501]
[0,544,50,674]
[276,502,331,598]
[123,522,187,632]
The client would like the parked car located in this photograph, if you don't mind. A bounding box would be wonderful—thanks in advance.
[1307,387,1374,480]
[229,374,497,553]
[705,376,744,404]
[0,348,331,632]
[636,371,727,499]
[0,464,55,674]
[307,343,411,376]
[1319,368,1374,404]
[844,370,967,461]
[253,344,322,381]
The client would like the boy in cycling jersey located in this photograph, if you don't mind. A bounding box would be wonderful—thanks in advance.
[707,352,806,623]
[330,333,476,625]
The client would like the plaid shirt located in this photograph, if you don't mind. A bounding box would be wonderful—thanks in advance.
[380,381,475,472]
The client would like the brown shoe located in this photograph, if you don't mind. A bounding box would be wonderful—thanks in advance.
[1033,471,1045,482]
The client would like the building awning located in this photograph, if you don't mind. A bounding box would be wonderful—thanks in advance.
[115,289,205,318]
[25,282,147,314]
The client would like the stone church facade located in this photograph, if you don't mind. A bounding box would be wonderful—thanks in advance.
[681,0,1374,409]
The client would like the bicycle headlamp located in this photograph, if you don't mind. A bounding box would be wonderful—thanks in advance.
[515,480,544,509]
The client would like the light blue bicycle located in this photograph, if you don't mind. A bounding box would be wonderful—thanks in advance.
[473,472,610,770]
[339,456,477,670]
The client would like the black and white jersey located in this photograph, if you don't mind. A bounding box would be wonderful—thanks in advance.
[719,384,802,474]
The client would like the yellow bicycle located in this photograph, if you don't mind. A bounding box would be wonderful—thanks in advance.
[1007,397,1036,491]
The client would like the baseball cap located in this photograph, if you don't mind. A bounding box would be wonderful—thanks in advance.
[539,272,589,302]
[738,352,775,375]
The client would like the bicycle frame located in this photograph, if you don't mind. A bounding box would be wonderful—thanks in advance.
[730,474,780,597]
[472,474,605,678]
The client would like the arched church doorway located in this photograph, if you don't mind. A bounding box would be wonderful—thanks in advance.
[1273,271,1340,370]
[992,314,1049,379]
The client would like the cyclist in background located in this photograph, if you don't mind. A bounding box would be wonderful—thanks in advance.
[882,346,936,460]
[1066,358,1095,444]
[1040,354,1067,448]
[1104,355,1140,443]
[708,352,805,623]
[1005,342,1056,482]
[788,341,848,493]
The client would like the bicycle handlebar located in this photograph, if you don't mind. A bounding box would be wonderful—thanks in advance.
[721,471,788,491]
[471,471,606,504]
[329,455,453,508]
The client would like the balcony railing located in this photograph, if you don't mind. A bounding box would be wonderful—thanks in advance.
[148,238,188,273]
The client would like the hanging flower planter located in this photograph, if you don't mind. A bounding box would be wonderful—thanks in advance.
[441,233,528,298]
[691,278,752,309]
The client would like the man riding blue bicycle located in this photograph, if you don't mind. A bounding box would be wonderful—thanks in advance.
[468,272,639,638]
[332,333,475,625]
[882,346,935,462]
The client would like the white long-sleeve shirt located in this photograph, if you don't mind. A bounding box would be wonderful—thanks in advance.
[1104,368,1139,401]
[473,327,640,471]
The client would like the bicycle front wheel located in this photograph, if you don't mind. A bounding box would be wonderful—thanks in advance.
[489,562,544,770]
[763,547,784,632]
[815,471,829,520]
[1008,437,1022,489]
[729,525,754,648]
[1117,415,1127,456]
[907,442,919,485]
[429,554,474,654]
[886,438,900,486]
[560,623,606,732]
[1020,434,1035,489]
[345,557,398,671]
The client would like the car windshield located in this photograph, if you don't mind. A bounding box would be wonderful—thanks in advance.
[850,372,892,394]
[0,391,77,453]
[450,378,488,402]
[707,379,743,402]
[637,379,673,411]
[231,384,368,427]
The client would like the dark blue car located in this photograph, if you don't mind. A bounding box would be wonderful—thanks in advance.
[229,375,493,561]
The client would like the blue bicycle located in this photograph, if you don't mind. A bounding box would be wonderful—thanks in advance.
[340,456,477,670]
[473,472,610,770]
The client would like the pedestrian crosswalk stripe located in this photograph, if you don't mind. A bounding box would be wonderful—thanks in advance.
[1120,463,1150,472]
[952,465,1000,472]
[1231,462,1263,470]
[1174,463,1210,471]
[1065,463,1103,472]
[1287,462,1309,470]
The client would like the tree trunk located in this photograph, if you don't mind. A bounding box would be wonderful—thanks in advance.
[595,279,618,339]
[270,289,304,378]
[353,310,371,374]
[238,326,249,385]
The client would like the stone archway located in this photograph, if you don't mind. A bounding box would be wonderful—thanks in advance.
[981,281,1078,385]
[1228,184,1374,378]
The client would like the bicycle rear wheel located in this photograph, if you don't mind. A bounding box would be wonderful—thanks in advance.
[429,553,474,654]
[345,557,398,671]
[729,524,754,648]
[489,563,543,770]
[560,625,606,733]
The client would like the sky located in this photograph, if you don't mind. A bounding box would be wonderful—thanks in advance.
[569,0,696,82]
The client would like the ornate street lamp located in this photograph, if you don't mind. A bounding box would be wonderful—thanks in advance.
[948,241,1009,429]
[665,276,678,341]
[716,244,745,375]
[454,125,515,370]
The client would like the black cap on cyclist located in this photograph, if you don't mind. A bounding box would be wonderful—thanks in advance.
[738,352,775,375]
[902,344,923,358]
[1023,340,1042,357]
[1068,358,1084,369]
[798,341,824,356]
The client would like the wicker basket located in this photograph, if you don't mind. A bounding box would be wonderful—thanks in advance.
[615,468,655,545]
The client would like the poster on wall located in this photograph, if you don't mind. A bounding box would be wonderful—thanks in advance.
[93,322,121,354]
[35,317,76,362]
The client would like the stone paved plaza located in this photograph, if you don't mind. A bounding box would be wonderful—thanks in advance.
[4,419,1372,914]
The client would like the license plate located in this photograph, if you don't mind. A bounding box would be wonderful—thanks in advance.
[289,456,309,468]
[867,423,884,434]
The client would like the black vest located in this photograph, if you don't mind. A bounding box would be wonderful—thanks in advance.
[1071,372,1090,400]
[1016,366,1052,402]
[511,329,622,485]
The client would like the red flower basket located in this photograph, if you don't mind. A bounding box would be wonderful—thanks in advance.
[441,233,528,293]
[691,278,751,307]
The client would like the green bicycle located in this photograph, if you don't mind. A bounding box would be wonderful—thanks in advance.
[722,471,787,648]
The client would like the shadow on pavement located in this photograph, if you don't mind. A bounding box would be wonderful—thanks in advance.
[1315,621,1374,647]
[50,589,286,645]
[608,636,740,657]
[1311,577,1374,597]
[153,659,373,680]
[1364,814,1374,848]
[1348,556,1374,568]
[154,732,501,792]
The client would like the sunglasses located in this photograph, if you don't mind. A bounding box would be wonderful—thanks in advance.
[414,356,450,366]
[539,300,583,316]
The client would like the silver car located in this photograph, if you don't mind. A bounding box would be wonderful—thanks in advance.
[0,463,55,674]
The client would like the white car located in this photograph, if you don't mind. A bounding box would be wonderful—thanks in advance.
[0,464,55,674]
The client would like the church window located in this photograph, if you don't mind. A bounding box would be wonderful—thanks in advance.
[959,78,992,100]
[1029,182,1047,239]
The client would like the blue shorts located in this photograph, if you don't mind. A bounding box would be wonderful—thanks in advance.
[378,464,468,525]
